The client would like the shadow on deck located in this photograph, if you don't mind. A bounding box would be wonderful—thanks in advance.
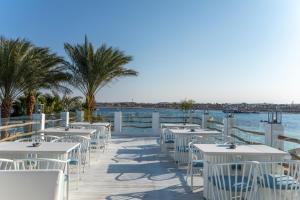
[70,136,203,200]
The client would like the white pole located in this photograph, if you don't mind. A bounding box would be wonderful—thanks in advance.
[60,112,70,127]
[152,112,160,131]
[114,112,122,133]
[265,122,284,150]
[223,114,234,136]
[202,112,209,129]
[32,113,45,131]
[76,110,84,122]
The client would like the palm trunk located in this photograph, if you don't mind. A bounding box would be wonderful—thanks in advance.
[25,91,36,132]
[26,91,36,116]
[1,98,12,139]
[86,94,95,123]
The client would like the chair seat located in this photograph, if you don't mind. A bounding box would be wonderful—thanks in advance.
[209,175,253,192]
[192,160,204,168]
[176,146,189,152]
[231,164,242,171]
[90,141,98,145]
[259,174,300,190]
[165,140,174,144]
[69,159,79,165]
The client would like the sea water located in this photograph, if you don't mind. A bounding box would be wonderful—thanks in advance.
[97,107,300,151]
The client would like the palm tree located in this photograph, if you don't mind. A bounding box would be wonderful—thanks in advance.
[37,92,62,114]
[23,47,70,117]
[0,37,41,138]
[60,93,83,112]
[64,36,138,121]
[0,36,69,138]
[37,92,82,114]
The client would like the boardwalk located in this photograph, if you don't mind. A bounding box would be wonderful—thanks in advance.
[70,136,203,200]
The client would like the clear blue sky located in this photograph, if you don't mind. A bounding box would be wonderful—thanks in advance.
[1,0,300,104]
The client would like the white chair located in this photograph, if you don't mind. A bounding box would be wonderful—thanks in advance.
[53,135,90,172]
[15,137,33,142]
[186,141,204,190]
[186,135,216,190]
[42,135,61,142]
[208,161,258,200]
[14,158,69,199]
[0,170,65,200]
[70,125,86,129]
[161,129,175,155]
[15,135,60,143]
[14,158,67,172]
[90,126,106,154]
[0,159,15,170]
[257,161,300,199]
[175,133,191,165]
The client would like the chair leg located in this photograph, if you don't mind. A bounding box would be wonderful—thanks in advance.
[191,171,193,189]
[77,165,80,190]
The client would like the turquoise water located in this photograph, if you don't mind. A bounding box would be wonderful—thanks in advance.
[97,107,300,150]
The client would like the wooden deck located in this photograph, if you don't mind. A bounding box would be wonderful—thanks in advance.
[69,136,203,200]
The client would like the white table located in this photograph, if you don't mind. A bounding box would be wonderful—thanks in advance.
[70,122,110,127]
[70,122,111,139]
[0,170,64,200]
[161,123,201,129]
[0,142,80,160]
[194,144,289,198]
[38,127,96,138]
[170,128,220,135]
[160,124,201,150]
[170,129,221,164]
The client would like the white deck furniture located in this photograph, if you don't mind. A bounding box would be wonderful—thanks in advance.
[170,128,221,165]
[53,135,90,172]
[160,123,201,129]
[257,161,300,199]
[209,161,258,200]
[0,170,65,200]
[70,122,111,145]
[70,122,111,138]
[160,123,201,155]
[16,135,60,143]
[0,158,15,170]
[193,144,289,198]
[0,142,80,160]
[38,127,96,138]
[70,122,110,127]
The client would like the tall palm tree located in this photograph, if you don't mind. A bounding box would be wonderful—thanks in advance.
[22,45,70,117]
[0,36,68,138]
[37,93,61,114]
[60,93,83,112]
[37,92,82,114]
[0,37,39,138]
[64,36,138,121]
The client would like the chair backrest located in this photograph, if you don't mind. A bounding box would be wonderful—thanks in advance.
[70,125,86,129]
[209,161,258,200]
[0,170,64,200]
[53,135,89,164]
[91,126,106,140]
[14,158,68,174]
[257,161,300,199]
[0,159,15,170]
[15,137,33,142]
[163,129,175,142]
[42,135,60,142]
[16,135,60,143]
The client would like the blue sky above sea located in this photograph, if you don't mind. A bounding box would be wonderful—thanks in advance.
[1,0,300,103]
